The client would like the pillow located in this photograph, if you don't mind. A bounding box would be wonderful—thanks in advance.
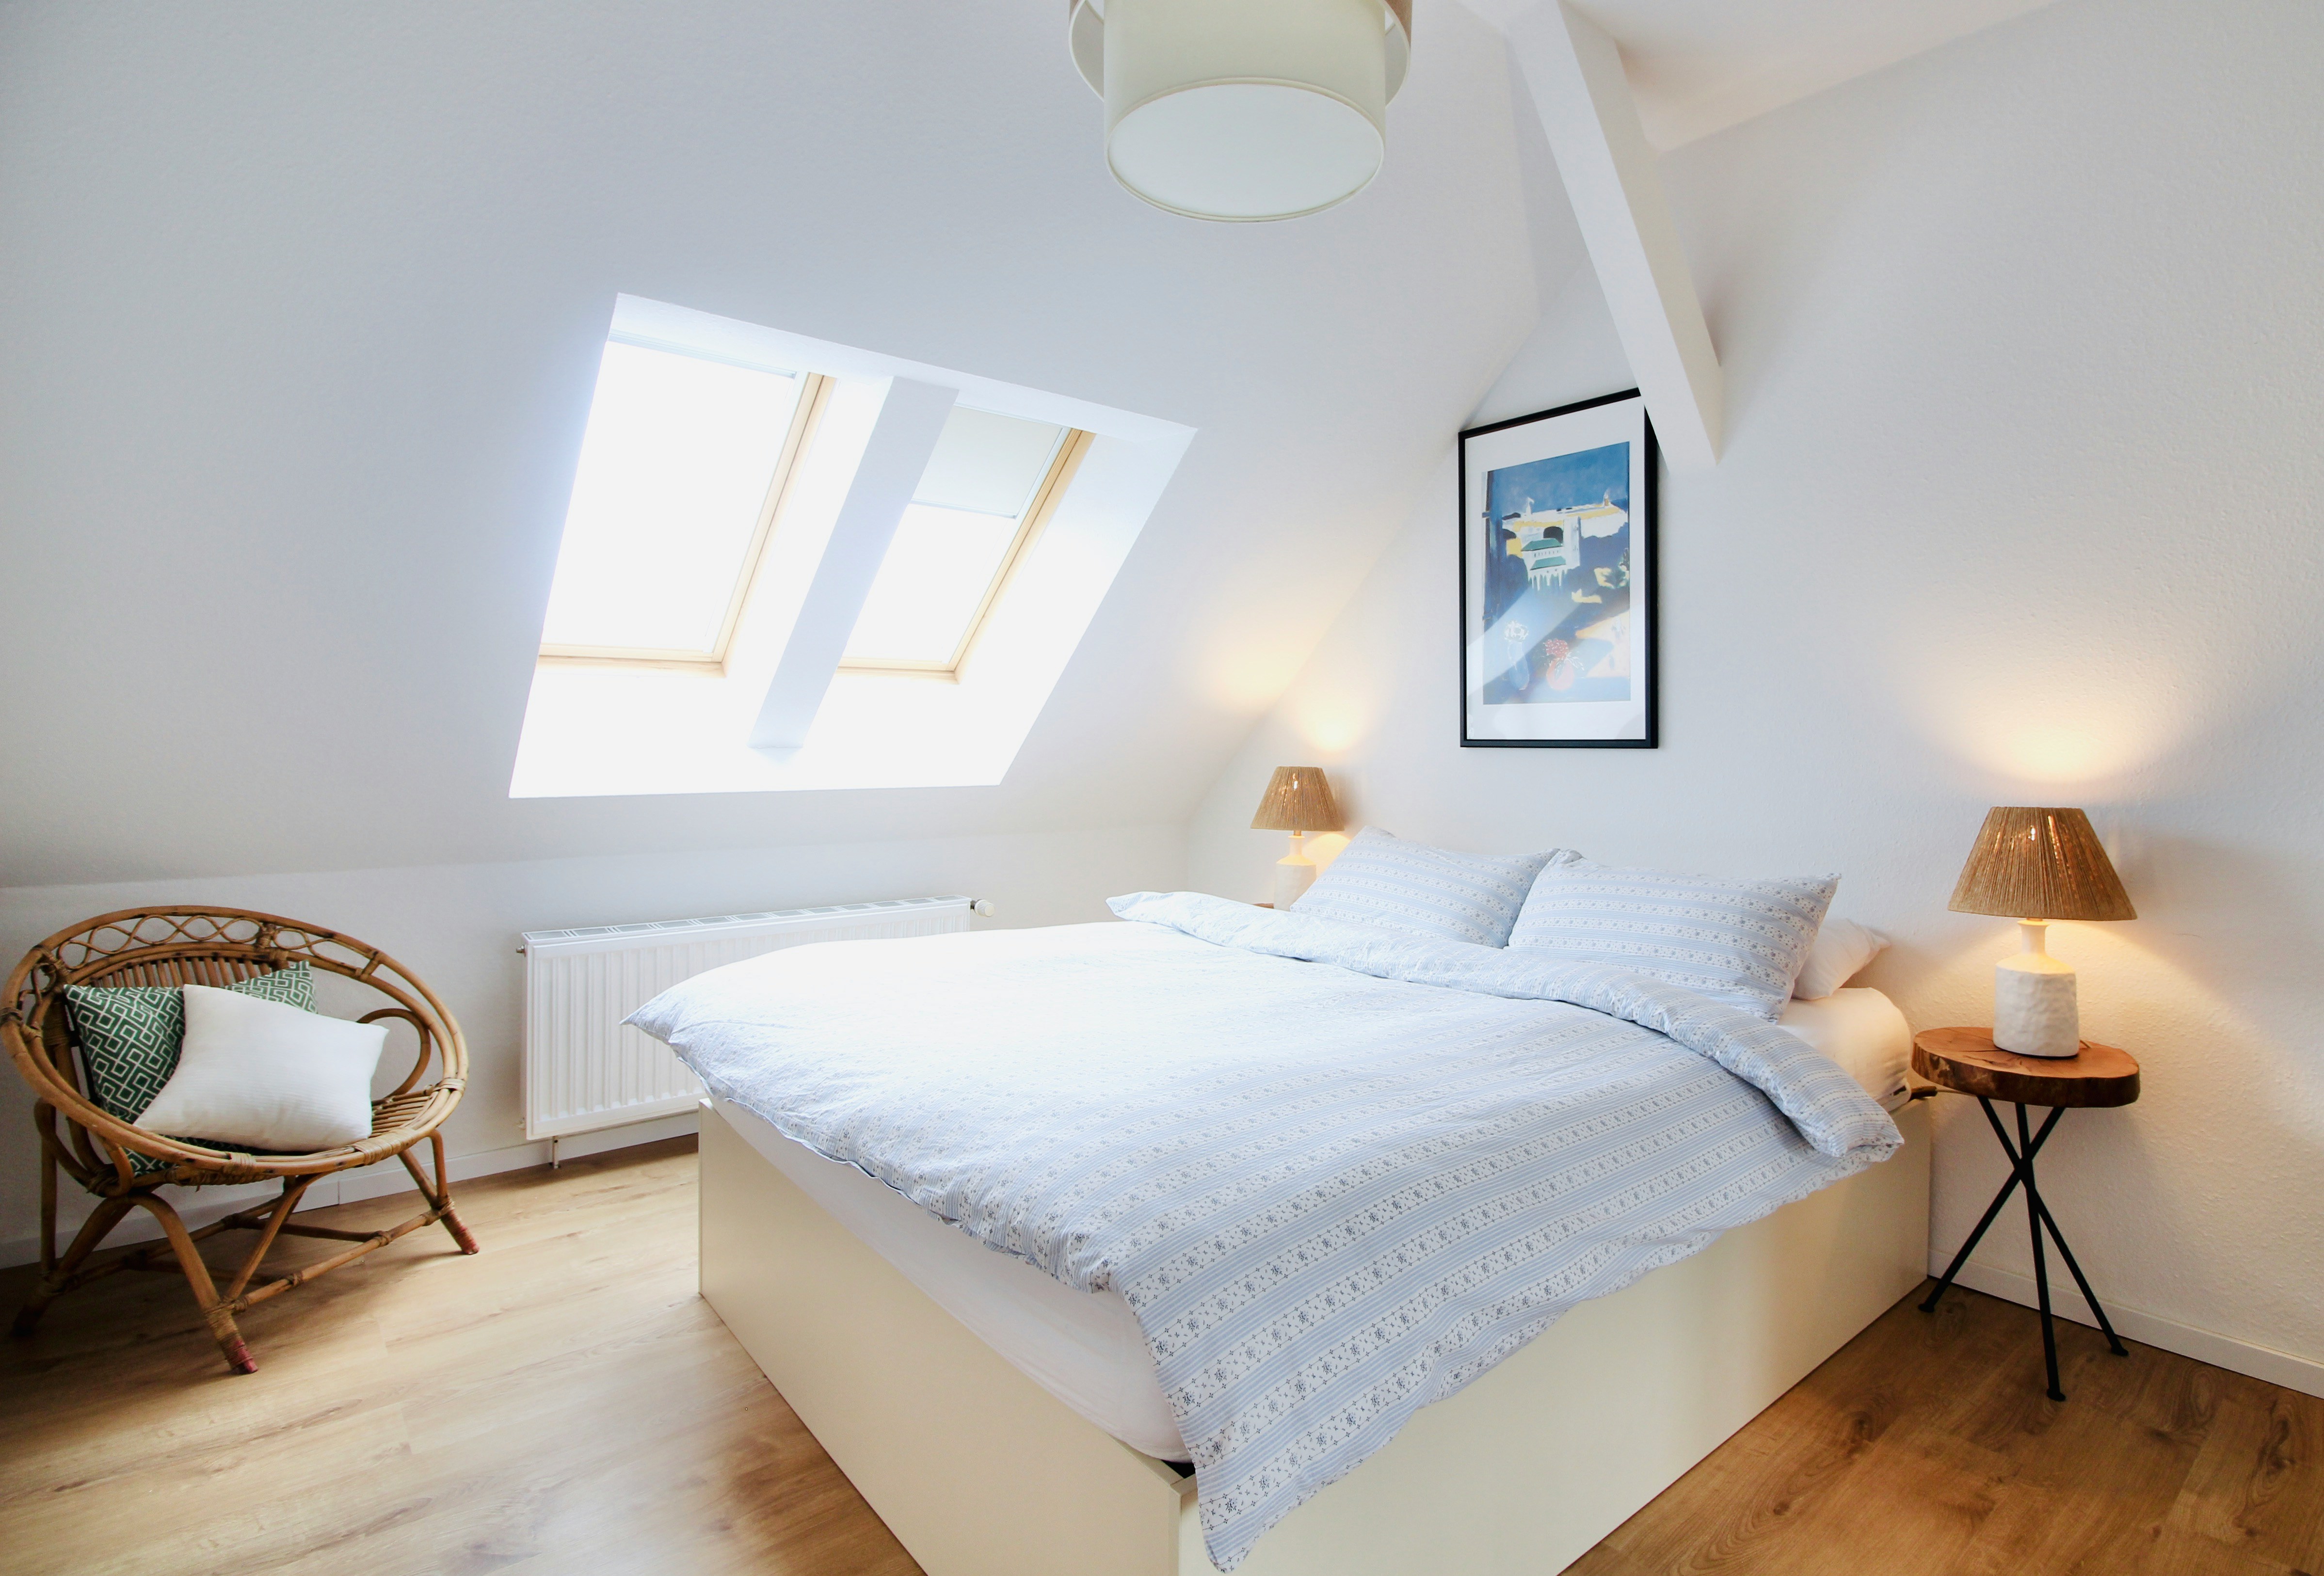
[1792,918,1890,1000]
[1292,827,1581,947]
[64,963,315,1125]
[1506,864,1839,1021]
[137,984,388,1152]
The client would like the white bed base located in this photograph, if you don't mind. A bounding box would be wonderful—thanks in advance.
[700,1098,1932,1576]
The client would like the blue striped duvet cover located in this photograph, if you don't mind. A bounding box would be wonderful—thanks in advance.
[631,892,1902,1571]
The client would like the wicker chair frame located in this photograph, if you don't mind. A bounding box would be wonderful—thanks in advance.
[3,907,477,1373]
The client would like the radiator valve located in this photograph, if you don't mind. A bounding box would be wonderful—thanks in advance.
[972,898,996,917]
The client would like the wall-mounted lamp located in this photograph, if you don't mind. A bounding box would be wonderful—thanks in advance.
[1250,766,1342,909]
[1948,807,2135,1057]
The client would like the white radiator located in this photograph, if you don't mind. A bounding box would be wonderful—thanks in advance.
[520,895,977,1142]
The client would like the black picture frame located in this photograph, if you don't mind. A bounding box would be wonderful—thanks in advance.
[1458,390,1658,748]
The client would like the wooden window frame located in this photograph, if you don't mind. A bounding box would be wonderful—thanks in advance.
[537,371,833,674]
[838,427,1094,684]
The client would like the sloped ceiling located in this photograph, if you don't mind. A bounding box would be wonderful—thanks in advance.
[0,0,1547,886]
[1466,0,2062,148]
[0,0,2063,889]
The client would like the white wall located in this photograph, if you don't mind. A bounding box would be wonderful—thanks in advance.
[1,824,1183,1265]
[1192,0,2324,1389]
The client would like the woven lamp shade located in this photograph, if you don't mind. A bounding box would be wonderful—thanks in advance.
[1949,807,2136,922]
[1250,767,1341,833]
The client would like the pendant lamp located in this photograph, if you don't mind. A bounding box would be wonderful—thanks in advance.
[1068,0,1413,222]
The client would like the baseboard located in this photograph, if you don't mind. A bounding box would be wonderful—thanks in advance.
[1,1111,699,1270]
[1931,1253,2324,1401]
[541,1110,702,1165]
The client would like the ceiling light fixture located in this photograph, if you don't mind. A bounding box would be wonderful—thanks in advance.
[1068,0,1411,223]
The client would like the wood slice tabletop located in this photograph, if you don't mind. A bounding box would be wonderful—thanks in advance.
[1911,1027,2140,1108]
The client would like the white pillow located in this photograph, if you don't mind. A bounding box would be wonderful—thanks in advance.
[1506,863,1839,1021]
[1791,918,1890,1000]
[1292,827,1582,947]
[138,984,388,1152]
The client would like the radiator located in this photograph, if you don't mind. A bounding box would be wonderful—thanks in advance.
[520,895,977,1142]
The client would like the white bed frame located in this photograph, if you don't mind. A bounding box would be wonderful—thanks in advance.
[700,1096,1931,1576]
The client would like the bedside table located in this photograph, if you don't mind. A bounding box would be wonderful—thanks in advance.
[1912,1026,2140,1401]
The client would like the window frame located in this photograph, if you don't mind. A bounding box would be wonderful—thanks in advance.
[536,367,833,673]
[838,426,1094,682]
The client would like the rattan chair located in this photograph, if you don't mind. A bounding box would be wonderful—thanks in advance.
[4,907,477,1372]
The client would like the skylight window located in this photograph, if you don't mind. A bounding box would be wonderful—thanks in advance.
[842,409,1090,675]
[538,336,819,663]
[513,294,1193,799]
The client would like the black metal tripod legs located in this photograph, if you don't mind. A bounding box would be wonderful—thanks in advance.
[1920,1098,2128,1401]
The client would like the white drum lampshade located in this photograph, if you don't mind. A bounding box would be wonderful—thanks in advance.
[1068,0,1413,222]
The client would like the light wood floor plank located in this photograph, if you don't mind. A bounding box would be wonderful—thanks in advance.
[2169,1378,2324,1570]
[4,1137,2317,1576]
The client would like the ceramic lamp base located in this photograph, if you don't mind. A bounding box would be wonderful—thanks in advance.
[1274,833,1317,909]
[1993,920,2080,1058]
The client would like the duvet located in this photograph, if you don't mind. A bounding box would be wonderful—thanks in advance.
[631,892,1901,1571]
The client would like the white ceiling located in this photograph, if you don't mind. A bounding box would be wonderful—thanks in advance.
[0,0,1553,886]
[0,0,2063,888]
[1460,0,2061,148]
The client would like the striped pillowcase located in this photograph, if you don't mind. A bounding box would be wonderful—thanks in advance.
[1292,828,1579,947]
[1507,864,1838,1020]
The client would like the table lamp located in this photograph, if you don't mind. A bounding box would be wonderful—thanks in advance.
[1250,766,1341,909]
[1948,807,2135,1058]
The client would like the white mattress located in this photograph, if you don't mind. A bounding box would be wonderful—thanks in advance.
[1779,986,1915,1112]
[710,986,1913,1463]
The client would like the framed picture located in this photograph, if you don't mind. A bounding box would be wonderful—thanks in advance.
[1459,390,1657,748]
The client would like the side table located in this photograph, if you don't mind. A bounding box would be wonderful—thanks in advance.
[1911,1026,2141,1402]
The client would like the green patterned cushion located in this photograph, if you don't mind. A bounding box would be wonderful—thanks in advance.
[64,964,315,1125]
[64,965,318,1178]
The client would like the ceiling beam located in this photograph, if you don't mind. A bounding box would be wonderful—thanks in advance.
[1486,1,1723,468]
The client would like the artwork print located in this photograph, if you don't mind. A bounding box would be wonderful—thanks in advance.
[1460,392,1656,747]
[1480,440,1633,704]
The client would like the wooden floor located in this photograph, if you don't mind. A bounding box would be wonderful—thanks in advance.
[3,1140,2317,1576]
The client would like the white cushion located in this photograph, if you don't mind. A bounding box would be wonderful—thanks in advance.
[1792,918,1890,1000]
[137,984,388,1152]
[1292,827,1581,947]
[1506,863,1839,1021]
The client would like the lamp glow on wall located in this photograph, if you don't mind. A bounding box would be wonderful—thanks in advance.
[1949,807,2136,1058]
[1252,766,1342,908]
[1067,0,1413,222]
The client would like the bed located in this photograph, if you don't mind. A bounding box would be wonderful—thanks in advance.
[639,892,1929,1576]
